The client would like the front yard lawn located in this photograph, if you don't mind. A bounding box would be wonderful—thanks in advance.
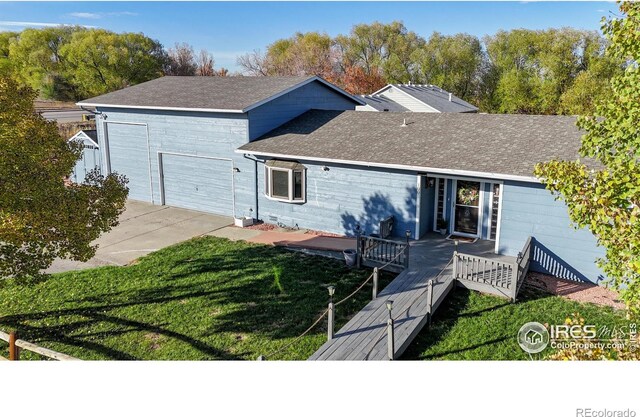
[402,285,630,360]
[0,237,386,360]
[1,236,630,361]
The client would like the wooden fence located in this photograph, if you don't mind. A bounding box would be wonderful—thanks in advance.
[0,330,79,361]
[357,235,409,273]
[453,236,533,301]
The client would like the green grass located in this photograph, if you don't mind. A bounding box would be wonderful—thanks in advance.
[0,236,629,361]
[0,237,392,360]
[402,285,630,360]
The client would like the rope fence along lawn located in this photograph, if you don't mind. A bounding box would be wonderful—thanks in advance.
[258,245,409,360]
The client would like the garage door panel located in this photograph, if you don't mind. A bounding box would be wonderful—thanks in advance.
[106,123,151,202]
[161,154,233,215]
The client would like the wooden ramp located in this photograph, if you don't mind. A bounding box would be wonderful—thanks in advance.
[309,265,455,361]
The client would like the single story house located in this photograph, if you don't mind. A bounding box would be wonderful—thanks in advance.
[77,76,604,285]
[357,83,478,113]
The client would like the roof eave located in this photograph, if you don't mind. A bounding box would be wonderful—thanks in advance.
[235,149,541,183]
[75,102,245,114]
[76,76,365,114]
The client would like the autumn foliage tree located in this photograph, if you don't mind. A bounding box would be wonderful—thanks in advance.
[0,77,128,278]
[330,65,386,95]
[535,2,640,317]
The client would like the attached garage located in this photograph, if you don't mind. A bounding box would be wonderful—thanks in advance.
[159,152,234,216]
[104,122,152,202]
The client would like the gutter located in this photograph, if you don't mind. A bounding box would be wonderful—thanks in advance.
[236,149,541,184]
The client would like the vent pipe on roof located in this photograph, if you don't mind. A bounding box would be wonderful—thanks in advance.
[448,93,452,101]
[401,118,407,127]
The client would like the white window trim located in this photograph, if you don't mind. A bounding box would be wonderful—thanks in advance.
[264,164,306,203]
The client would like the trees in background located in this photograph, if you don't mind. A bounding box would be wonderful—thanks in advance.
[1,28,228,101]
[535,2,640,316]
[482,28,622,114]
[0,17,624,114]
[61,30,166,98]
[3,26,164,100]
[0,76,128,279]
[238,21,622,114]
[411,32,484,101]
[163,42,229,77]
[165,42,198,76]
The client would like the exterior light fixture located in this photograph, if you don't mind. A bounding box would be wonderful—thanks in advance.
[322,166,329,171]
[233,167,240,173]
[328,285,335,301]
[386,300,394,317]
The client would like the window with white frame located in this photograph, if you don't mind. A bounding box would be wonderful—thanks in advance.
[264,160,306,203]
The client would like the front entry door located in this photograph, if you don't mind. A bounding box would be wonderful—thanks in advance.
[453,180,481,237]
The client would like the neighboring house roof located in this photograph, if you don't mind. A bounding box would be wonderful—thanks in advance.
[359,95,409,112]
[77,76,364,113]
[237,110,592,182]
[372,84,479,113]
[68,129,99,147]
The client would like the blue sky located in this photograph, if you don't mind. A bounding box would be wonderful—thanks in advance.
[0,1,617,71]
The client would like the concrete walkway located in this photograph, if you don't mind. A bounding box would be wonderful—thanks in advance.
[47,201,232,273]
[207,226,356,252]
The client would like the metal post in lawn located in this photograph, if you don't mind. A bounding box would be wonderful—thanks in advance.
[386,300,395,360]
[355,224,362,268]
[372,267,379,300]
[327,286,335,341]
[426,279,434,328]
[404,230,411,269]
[9,331,18,361]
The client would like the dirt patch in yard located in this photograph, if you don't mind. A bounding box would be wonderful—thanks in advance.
[525,272,624,310]
[243,221,277,231]
[304,230,343,237]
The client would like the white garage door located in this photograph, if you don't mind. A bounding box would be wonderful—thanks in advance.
[105,123,152,202]
[160,153,234,216]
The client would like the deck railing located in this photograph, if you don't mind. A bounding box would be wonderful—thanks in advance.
[357,234,409,273]
[453,236,533,301]
[515,236,533,294]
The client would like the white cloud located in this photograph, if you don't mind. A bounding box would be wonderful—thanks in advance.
[0,21,95,31]
[0,21,63,28]
[69,12,101,19]
[68,11,138,19]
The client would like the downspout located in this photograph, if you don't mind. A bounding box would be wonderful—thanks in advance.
[243,153,260,221]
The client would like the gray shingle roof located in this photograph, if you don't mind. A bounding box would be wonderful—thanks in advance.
[387,84,479,113]
[359,95,409,112]
[238,110,592,180]
[78,76,360,112]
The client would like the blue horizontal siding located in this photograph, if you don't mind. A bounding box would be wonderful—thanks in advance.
[96,107,255,217]
[256,159,418,238]
[499,180,606,284]
[247,80,357,140]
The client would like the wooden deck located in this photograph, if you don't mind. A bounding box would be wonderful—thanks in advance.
[309,234,518,361]
[309,261,455,360]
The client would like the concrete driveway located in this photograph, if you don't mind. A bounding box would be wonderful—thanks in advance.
[47,201,233,273]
